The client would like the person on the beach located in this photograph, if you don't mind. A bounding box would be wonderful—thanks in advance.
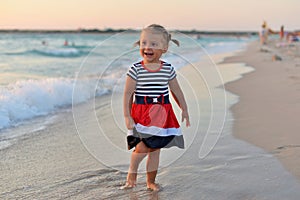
[122,24,190,191]
[259,22,268,45]
[280,25,286,41]
[259,21,276,45]
[287,31,300,43]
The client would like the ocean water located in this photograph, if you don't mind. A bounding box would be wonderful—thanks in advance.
[0,32,249,149]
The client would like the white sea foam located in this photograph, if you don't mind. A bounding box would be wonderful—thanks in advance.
[32,47,84,57]
[0,78,109,130]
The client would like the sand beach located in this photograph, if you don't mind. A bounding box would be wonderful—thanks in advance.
[225,39,300,179]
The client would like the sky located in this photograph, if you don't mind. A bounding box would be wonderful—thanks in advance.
[1,0,299,31]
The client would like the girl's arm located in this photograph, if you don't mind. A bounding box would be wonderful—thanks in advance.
[123,76,136,130]
[169,77,190,127]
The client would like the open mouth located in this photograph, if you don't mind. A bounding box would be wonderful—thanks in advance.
[144,52,154,56]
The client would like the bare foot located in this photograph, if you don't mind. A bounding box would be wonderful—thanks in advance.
[120,181,136,190]
[147,183,161,192]
[120,173,137,190]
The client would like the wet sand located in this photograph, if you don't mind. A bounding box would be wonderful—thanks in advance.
[225,39,300,179]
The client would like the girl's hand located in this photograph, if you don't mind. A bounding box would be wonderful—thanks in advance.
[182,110,190,127]
[125,116,135,130]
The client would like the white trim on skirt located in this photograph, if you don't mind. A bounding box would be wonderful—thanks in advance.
[127,123,182,137]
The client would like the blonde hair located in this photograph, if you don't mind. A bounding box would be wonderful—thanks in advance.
[134,24,180,47]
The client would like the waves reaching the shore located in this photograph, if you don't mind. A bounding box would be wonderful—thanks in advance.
[0,77,109,130]
[5,46,93,58]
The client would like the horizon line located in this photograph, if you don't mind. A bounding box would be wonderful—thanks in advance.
[0,28,259,35]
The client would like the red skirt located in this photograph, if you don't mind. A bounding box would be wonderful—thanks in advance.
[127,100,184,150]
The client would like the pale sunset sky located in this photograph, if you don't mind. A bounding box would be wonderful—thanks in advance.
[1,0,299,31]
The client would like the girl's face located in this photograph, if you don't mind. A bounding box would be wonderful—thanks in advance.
[139,30,168,64]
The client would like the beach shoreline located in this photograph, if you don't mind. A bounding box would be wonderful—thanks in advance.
[224,39,300,180]
[2,42,300,199]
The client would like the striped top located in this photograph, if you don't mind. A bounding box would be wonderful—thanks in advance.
[127,61,176,97]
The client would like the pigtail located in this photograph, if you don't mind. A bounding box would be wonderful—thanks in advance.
[171,39,180,47]
[133,40,140,47]
[168,33,180,47]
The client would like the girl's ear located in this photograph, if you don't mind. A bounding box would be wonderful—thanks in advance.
[133,40,140,47]
[162,44,168,53]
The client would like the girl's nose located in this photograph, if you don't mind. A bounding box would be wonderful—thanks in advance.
[144,43,151,49]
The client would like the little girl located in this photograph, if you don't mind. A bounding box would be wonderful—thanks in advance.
[122,24,190,191]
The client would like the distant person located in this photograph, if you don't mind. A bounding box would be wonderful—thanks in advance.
[280,25,286,41]
[64,40,69,46]
[41,40,48,46]
[287,32,299,43]
[259,21,268,45]
[259,21,276,45]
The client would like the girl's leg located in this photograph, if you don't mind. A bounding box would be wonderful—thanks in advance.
[146,148,161,191]
[125,141,149,187]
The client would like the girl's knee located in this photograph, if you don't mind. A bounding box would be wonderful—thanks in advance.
[134,142,149,154]
[149,148,160,153]
[148,148,160,158]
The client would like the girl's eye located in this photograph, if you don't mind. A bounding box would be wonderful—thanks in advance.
[140,41,159,48]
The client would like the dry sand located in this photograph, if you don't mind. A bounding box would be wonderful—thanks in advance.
[225,39,300,179]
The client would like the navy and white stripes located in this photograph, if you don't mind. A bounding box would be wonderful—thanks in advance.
[127,61,176,97]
